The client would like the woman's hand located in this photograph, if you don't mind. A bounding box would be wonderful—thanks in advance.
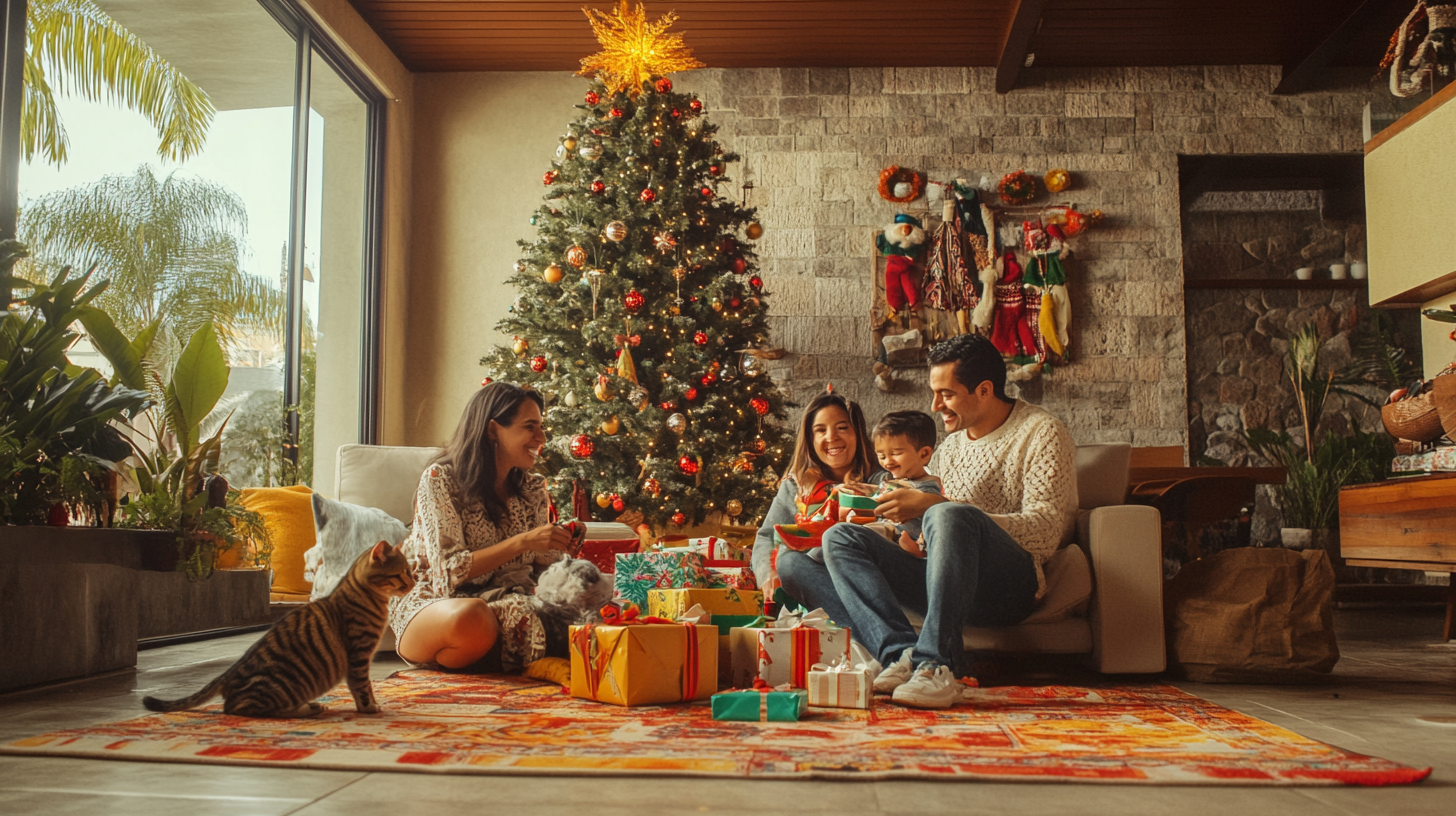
[874,489,945,523]
[517,523,573,554]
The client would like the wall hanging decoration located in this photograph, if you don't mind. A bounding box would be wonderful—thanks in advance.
[1044,168,1072,193]
[997,170,1038,205]
[877,165,925,204]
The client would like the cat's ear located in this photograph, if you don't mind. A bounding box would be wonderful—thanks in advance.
[311,492,329,531]
[370,540,390,563]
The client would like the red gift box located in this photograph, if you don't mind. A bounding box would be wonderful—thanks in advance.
[581,538,639,573]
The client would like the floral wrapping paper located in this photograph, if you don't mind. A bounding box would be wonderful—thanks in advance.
[705,566,758,591]
[1392,447,1456,473]
[647,588,765,621]
[613,552,711,609]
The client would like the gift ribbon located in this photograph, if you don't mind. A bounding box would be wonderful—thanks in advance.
[791,628,821,688]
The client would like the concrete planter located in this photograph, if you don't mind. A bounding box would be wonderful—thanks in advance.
[0,527,271,692]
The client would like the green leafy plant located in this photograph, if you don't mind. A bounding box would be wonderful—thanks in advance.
[0,242,152,524]
[117,322,269,579]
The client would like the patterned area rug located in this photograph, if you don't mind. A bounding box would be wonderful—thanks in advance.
[0,671,1431,785]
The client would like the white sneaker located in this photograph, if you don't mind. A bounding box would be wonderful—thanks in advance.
[872,647,915,693]
[891,665,967,709]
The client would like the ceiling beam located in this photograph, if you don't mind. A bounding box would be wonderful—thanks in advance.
[1273,0,1380,95]
[995,0,1049,94]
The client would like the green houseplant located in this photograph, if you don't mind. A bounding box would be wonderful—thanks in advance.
[117,321,269,580]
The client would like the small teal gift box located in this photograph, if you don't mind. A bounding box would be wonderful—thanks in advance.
[710,689,808,722]
[838,493,878,513]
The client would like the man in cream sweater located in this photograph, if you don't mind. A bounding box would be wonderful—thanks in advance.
[799,334,1078,708]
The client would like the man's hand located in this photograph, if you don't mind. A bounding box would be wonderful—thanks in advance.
[874,489,945,523]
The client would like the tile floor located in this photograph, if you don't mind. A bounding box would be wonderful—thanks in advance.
[0,605,1452,816]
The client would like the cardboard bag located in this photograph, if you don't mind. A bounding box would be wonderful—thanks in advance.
[1164,547,1338,683]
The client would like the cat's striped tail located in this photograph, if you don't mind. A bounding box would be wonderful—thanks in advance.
[142,677,226,713]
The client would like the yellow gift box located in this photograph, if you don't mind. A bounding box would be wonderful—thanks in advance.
[568,622,718,706]
[646,588,764,620]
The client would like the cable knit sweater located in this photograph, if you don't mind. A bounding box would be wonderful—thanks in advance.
[928,400,1078,598]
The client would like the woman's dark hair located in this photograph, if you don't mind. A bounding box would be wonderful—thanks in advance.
[786,389,874,492]
[434,382,545,523]
[927,333,1012,403]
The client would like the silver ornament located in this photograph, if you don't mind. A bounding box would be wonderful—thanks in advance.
[604,221,628,242]
[741,355,765,378]
[628,385,649,409]
[554,144,567,160]
[579,144,603,161]
[564,391,579,407]
[667,412,688,434]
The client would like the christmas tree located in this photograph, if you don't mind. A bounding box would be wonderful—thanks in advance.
[480,3,790,530]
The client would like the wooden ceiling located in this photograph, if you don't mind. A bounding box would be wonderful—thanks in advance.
[347,0,1411,90]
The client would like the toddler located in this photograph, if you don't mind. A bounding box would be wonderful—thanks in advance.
[867,410,943,556]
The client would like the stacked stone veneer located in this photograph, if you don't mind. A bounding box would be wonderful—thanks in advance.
[670,65,1370,447]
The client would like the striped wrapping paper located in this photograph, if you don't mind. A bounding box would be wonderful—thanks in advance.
[806,663,872,709]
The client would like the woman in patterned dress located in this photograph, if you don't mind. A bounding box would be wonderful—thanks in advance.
[390,382,574,671]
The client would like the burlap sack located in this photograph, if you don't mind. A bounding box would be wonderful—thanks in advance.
[1164,547,1338,683]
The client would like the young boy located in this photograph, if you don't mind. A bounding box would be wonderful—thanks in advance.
[866,410,943,557]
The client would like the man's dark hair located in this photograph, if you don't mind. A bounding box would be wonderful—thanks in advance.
[927,333,1011,403]
[872,410,938,450]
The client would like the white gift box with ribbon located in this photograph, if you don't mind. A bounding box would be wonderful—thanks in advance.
[806,656,873,709]
[755,606,851,689]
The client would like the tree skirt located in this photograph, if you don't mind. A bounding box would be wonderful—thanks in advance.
[0,671,1431,785]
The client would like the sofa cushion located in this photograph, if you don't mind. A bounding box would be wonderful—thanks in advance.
[335,444,442,524]
[1075,443,1131,510]
[1022,544,1093,624]
[304,493,410,601]
[238,485,315,597]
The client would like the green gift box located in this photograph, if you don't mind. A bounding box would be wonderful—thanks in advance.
[711,689,808,722]
[839,493,878,512]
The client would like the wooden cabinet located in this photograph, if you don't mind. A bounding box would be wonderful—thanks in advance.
[1339,473,1456,640]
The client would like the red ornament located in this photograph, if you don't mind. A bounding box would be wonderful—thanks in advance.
[611,496,625,512]
[654,77,673,93]
[750,438,768,454]
[652,138,661,147]
[701,187,714,198]
[644,477,661,496]
[718,237,737,254]
[609,107,624,118]
[671,511,686,526]
[689,99,703,115]
[590,179,606,194]
[624,289,645,312]
[585,90,600,104]
[684,387,699,401]
[731,257,748,275]
[670,108,682,119]
[693,331,708,345]
[750,396,769,415]
[640,188,657,203]
[678,455,700,475]
[729,297,742,309]
[749,275,763,289]
[629,334,641,346]
[543,170,558,185]
[660,401,676,411]
[480,377,493,386]
[700,372,718,387]
[569,434,594,459]
[529,356,547,372]
[709,164,722,176]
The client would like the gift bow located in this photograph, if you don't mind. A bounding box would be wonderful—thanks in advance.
[771,605,837,630]
[809,655,873,674]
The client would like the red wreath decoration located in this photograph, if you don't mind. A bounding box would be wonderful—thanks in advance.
[877,166,925,203]
[998,170,1038,205]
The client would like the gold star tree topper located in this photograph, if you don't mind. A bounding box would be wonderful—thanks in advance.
[578,2,705,98]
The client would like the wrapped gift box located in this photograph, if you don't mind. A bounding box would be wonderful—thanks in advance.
[581,538,640,574]
[647,587,764,621]
[756,609,851,689]
[806,663,873,709]
[568,622,717,706]
[613,551,711,609]
[706,565,757,591]
[711,689,808,722]
[727,618,775,688]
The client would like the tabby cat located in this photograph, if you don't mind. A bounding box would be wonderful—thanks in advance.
[143,540,414,718]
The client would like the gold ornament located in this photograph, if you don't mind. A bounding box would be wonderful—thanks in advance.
[596,492,612,509]
[543,264,564,284]
[1044,168,1071,193]
[745,222,764,240]
[669,303,681,315]
[563,135,578,150]
[725,499,743,517]
[671,266,687,281]
[617,344,640,384]
[604,221,628,241]
[512,336,529,355]
[566,246,588,268]
[711,298,723,312]
[601,415,621,435]
[577,1,705,99]
[594,375,616,402]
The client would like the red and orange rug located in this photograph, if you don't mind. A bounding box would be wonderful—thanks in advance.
[0,671,1431,785]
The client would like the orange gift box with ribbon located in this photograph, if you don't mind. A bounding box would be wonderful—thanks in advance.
[569,604,718,707]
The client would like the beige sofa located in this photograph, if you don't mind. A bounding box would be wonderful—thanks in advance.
[906,442,1166,674]
[338,442,1164,673]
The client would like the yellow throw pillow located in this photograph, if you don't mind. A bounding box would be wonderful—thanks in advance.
[239,485,316,596]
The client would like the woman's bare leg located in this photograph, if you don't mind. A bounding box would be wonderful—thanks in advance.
[397,598,500,668]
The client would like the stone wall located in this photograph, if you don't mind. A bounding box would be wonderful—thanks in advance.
[670,65,1371,445]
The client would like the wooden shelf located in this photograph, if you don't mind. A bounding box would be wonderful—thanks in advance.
[1184,278,1367,291]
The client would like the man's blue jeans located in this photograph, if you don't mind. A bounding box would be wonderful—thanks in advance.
[778,502,1039,673]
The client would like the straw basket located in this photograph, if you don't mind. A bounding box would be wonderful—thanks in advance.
[1382,388,1445,442]
[1433,373,1456,441]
